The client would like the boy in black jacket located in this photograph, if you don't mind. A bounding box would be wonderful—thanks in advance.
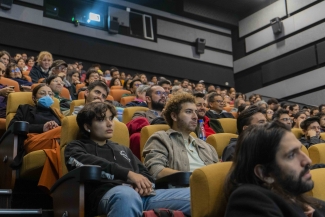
[65,102,190,217]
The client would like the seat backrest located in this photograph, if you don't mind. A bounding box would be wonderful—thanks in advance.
[206,133,238,158]
[231,112,238,119]
[60,116,130,176]
[320,132,325,140]
[110,86,123,89]
[223,107,232,112]
[109,89,131,102]
[309,168,325,201]
[301,145,309,157]
[122,106,149,124]
[308,143,325,165]
[78,90,114,101]
[291,128,303,139]
[140,124,170,162]
[6,92,60,129]
[218,118,237,134]
[22,71,30,76]
[24,75,32,82]
[120,96,136,106]
[190,162,232,217]
[0,77,20,92]
[69,99,85,115]
[38,78,45,83]
[60,87,71,99]
[75,83,85,93]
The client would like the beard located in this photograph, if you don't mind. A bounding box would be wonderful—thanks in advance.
[177,116,197,132]
[151,99,165,111]
[273,164,314,196]
[197,110,206,119]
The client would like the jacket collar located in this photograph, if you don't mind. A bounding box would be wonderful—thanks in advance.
[166,128,205,149]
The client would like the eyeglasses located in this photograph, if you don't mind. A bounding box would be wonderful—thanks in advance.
[58,66,67,71]
[280,118,292,122]
[155,91,168,97]
[266,111,274,114]
[38,91,54,97]
[51,80,64,85]
[134,83,142,87]
[11,68,20,73]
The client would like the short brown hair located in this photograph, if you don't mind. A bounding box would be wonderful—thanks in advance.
[163,93,195,127]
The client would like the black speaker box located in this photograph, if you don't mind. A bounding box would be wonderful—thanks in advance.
[108,16,119,34]
[0,0,12,10]
[270,17,282,34]
[196,38,206,54]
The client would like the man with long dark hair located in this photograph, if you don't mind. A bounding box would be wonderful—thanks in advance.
[224,122,325,216]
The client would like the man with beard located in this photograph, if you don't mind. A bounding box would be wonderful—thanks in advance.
[299,117,325,148]
[194,92,224,136]
[143,93,219,179]
[224,121,325,217]
[132,85,167,123]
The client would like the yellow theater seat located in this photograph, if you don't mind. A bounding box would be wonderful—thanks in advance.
[206,133,238,158]
[218,118,237,134]
[291,128,304,139]
[190,162,232,217]
[308,143,325,165]
[309,168,325,201]
[122,106,149,124]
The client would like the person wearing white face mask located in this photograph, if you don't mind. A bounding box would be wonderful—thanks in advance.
[9,83,64,193]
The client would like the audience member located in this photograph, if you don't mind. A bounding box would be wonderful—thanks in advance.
[143,92,219,179]
[299,117,325,148]
[273,109,292,127]
[267,98,279,111]
[30,51,53,83]
[140,74,148,85]
[17,58,28,71]
[289,103,300,117]
[66,69,81,100]
[13,53,22,63]
[9,83,63,192]
[316,112,325,132]
[222,105,266,162]
[122,79,142,97]
[319,104,325,113]
[207,85,216,93]
[224,121,325,216]
[255,100,268,110]
[5,63,32,89]
[194,92,223,135]
[311,107,320,116]
[292,111,307,128]
[0,61,14,117]
[65,102,191,216]
[0,50,10,67]
[206,92,234,119]
[158,79,171,94]
[181,79,189,88]
[123,78,132,91]
[25,57,35,71]
[231,98,246,112]
[110,67,120,78]
[265,109,273,122]
[125,85,150,107]
[108,77,121,88]
[21,53,27,61]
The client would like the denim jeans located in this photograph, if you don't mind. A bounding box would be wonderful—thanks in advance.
[97,185,191,217]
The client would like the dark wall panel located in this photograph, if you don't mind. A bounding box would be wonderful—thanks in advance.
[234,66,262,93]
[261,46,317,84]
[317,41,325,64]
[0,18,233,86]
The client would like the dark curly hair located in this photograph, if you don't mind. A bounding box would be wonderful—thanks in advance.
[163,92,196,127]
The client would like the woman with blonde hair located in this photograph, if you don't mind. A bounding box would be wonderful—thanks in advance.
[29,51,53,83]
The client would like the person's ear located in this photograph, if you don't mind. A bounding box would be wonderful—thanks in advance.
[171,112,177,122]
[146,95,151,103]
[83,123,91,133]
[242,125,249,131]
[84,89,89,97]
[254,164,274,184]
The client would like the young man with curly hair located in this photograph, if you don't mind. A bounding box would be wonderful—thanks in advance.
[143,92,219,179]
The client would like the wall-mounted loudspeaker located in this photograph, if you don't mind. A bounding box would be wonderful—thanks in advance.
[196,38,206,54]
[0,0,12,10]
[270,17,282,34]
[108,16,119,34]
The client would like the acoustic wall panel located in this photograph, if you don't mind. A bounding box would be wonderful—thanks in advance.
[286,0,317,14]
[239,0,286,37]
[19,0,43,6]
[289,89,325,106]
[234,22,325,73]
[261,46,317,84]
[157,19,232,52]
[246,1,325,53]
[0,4,232,68]
[245,66,325,99]
[235,67,263,94]
[316,41,325,64]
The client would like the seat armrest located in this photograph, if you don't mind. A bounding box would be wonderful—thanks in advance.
[51,165,102,193]
[0,121,29,143]
[155,172,192,189]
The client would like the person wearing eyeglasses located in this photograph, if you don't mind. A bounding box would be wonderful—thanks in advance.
[9,83,64,193]
[121,79,142,98]
[46,75,72,114]
[5,63,32,89]
[299,117,325,149]
[273,109,292,127]
[143,92,218,179]
[49,60,71,87]
[206,92,234,119]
